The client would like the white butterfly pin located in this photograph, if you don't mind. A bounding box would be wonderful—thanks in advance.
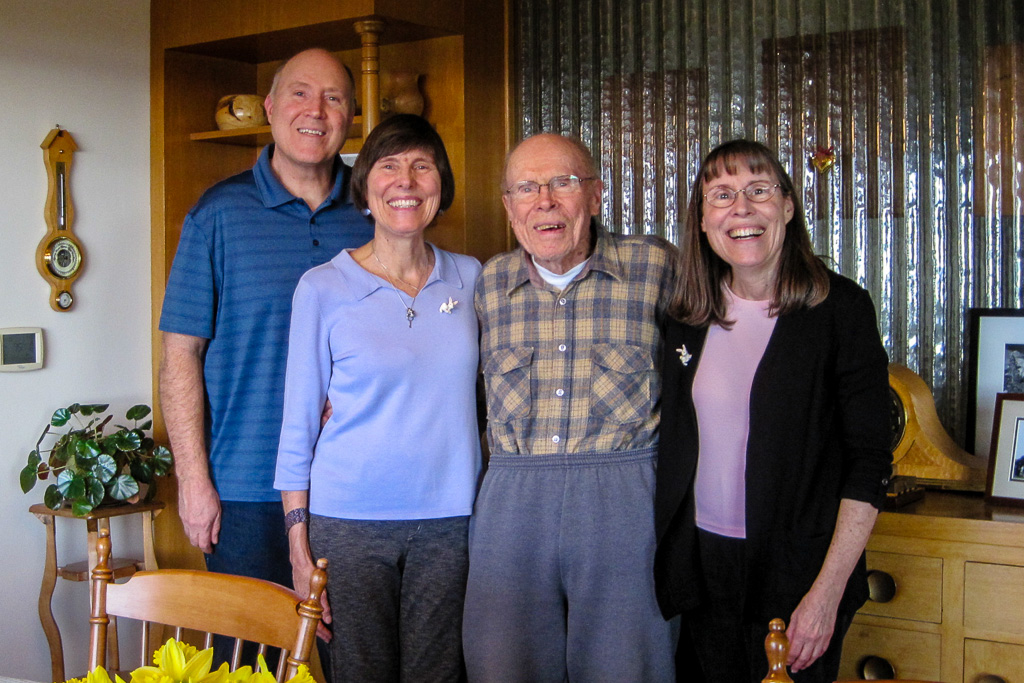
[677,346,692,366]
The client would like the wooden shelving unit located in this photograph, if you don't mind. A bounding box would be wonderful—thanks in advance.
[149,0,511,570]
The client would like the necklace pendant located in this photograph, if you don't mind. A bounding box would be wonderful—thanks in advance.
[406,307,415,327]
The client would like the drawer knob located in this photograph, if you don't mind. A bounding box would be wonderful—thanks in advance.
[866,569,897,603]
[858,655,896,679]
[974,676,1006,683]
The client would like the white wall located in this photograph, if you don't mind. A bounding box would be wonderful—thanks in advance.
[0,0,151,679]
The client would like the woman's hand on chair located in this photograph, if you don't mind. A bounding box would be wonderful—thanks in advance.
[786,584,841,672]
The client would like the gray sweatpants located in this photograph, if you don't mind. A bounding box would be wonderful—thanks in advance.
[463,448,677,682]
[310,515,470,683]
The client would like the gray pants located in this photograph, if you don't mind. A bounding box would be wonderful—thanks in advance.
[463,448,676,682]
[310,515,470,683]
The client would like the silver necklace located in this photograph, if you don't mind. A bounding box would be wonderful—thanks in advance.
[372,242,428,328]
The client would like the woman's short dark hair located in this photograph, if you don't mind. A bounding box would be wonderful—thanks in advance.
[350,114,455,218]
[669,139,829,326]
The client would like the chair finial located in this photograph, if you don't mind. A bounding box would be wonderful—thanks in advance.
[762,618,794,683]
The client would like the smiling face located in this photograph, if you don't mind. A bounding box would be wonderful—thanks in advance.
[366,148,442,239]
[700,164,794,295]
[264,49,354,178]
[502,134,603,274]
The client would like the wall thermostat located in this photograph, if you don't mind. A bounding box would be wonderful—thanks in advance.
[0,327,44,371]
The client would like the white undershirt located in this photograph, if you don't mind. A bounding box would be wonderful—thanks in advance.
[533,256,589,290]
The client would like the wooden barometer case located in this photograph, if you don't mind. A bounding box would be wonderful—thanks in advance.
[36,127,84,311]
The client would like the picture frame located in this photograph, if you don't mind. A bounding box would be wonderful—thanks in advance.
[985,393,1024,506]
[966,308,1024,461]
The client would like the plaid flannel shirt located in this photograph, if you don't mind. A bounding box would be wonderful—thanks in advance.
[476,226,675,456]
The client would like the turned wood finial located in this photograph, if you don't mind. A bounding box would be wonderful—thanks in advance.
[762,618,794,683]
[295,558,327,621]
[309,558,328,603]
[286,558,329,679]
[354,19,386,135]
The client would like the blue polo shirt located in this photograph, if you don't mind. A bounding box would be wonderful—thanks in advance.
[159,145,373,502]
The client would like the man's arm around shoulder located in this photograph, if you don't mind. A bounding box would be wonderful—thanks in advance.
[160,331,221,553]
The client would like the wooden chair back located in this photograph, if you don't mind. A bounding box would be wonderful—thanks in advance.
[763,617,940,683]
[89,528,327,681]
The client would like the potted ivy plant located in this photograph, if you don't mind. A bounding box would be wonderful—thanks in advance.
[21,403,173,516]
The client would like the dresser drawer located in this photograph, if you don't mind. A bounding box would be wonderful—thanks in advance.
[964,639,1024,682]
[839,623,941,681]
[964,562,1024,638]
[858,550,942,623]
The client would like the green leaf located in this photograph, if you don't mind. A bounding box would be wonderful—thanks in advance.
[151,446,174,475]
[76,438,102,459]
[51,408,72,427]
[139,420,153,431]
[68,403,81,414]
[43,485,63,510]
[130,460,153,483]
[87,478,106,506]
[123,430,144,451]
[80,403,109,416]
[126,404,151,421]
[54,436,75,462]
[26,450,41,468]
[56,470,86,499]
[72,499,95,517]
[92,454,117,483]
[20,464,38,493]
[107,474,140,501]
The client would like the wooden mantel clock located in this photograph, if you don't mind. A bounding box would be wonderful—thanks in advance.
[36,127,83,311]
[888,363,987,490]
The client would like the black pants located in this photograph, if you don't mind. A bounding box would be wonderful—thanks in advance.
[680,529,853,683]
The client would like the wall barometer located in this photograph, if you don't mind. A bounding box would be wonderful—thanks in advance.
[36,127,84,311]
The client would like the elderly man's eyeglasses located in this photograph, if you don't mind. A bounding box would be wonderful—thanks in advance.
[703,182,781,208]
[505,175,596,202]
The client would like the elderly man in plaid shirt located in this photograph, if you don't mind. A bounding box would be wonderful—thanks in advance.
[463,133,678,682]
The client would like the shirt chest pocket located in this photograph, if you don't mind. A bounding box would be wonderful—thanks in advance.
[590,343,654,424]
[483,346,534,423]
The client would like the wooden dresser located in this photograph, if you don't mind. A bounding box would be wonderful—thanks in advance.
[839,491,1024,681]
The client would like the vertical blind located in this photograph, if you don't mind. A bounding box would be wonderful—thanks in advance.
[512,0,1023,445]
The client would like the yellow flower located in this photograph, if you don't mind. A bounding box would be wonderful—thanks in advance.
[65,668,127,683]
[153,639,198,667]
[130,638,225,683]
[231,654,275,683]
[229,655,311,683]
[287,665,314,683]
[67,640,312,683]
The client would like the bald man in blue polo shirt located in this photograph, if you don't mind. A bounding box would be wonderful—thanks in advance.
[158,48,372,635]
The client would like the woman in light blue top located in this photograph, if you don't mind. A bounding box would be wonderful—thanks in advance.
[275,114,481,683]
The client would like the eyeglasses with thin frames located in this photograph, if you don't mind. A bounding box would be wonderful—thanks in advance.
[505,175,597,202]
[703,182,781,208]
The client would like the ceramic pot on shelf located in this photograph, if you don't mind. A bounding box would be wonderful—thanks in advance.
[215,94,267,130]
[380,70,425,117]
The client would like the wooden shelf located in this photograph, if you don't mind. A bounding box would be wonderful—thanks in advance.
[189,118,363,147]
[59,556,141,582]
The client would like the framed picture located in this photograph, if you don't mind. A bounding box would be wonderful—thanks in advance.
[966,308,1024,461]
[985,393,1024,505]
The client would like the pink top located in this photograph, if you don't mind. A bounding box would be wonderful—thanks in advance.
[692,286,776,538]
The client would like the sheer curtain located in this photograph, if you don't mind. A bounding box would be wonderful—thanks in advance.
[512,0,1023,443]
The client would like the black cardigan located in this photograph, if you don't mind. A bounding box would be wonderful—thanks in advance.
[653,271,892,623]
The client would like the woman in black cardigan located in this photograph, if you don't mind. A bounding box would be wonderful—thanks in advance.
[654,140,892,682]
